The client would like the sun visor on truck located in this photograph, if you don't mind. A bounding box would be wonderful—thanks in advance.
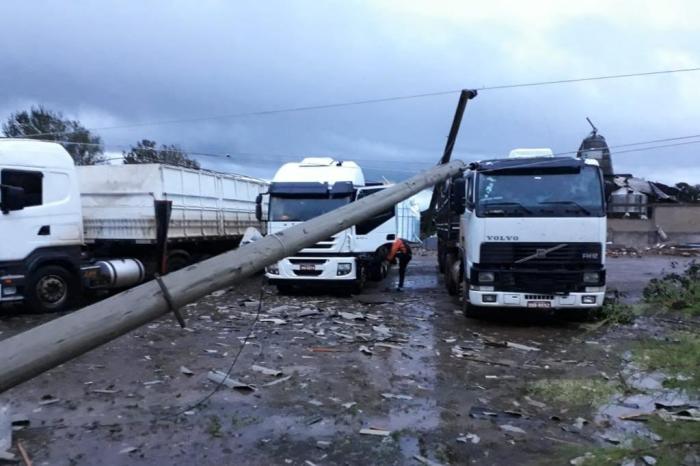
[269,181,354,196]
[477,157,584,175]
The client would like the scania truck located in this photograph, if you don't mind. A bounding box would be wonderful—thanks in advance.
[258,157,420,293]
[0,139,267,313]
[438,151,607,315]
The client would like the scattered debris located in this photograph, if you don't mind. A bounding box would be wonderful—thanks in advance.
[342,402,357,409]
[381,393,413,401]
[359,427,391,436]
[297,308,320,318]
[260,318,287,325]
[207,370,256,391]
[359,345,373,355]
[642,456,657,465]
[251,365,283,377]
[16,441,32,466]
[143,380,163,386]
[263,375,293,387]
[90,388,119,394]
[375,342,402,350]
[457,433,480,444]
[38,395,60,406]
[413,454,445,466]
[339,311,364,321]
[0,405,13,462]
[180,366,194,376]
[119,446,138,454]
[316,440,331,450]
[499,424,526,434]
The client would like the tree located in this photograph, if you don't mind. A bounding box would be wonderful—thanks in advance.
[675,182,700,203]
[123,139,200,169]
[2,106,104,165]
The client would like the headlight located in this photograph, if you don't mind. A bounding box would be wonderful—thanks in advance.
[337,263,352,276]
[266,265,279,275]
[478,272,495,283]
[583,272,599,284]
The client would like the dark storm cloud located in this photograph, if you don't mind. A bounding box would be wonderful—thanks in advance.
[1,0,699,183]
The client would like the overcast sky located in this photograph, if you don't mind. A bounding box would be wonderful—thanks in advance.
[1,0,699,183]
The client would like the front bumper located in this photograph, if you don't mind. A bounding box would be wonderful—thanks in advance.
[0,274,26,303]
[468,289,605,309]
[265,257,357,281]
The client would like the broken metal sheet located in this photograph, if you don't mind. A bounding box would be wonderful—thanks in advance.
[260,318,287,325]
[251,365,283,377]
[359,345,373,355]
[381,393,413,401]
[359,427,391,436]
[338,311,364,321]
[207,370,256,392]
[499,424,526,434]
[297,308,320,318]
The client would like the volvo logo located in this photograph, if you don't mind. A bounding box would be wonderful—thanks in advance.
[486,235,519,241]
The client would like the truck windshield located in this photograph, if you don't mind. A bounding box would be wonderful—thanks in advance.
[476,166,604,217]
[269,196,350,222]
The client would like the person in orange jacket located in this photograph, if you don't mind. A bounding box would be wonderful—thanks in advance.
[387,238,412,291]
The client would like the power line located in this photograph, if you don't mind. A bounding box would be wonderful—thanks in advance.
[11,66,700,139]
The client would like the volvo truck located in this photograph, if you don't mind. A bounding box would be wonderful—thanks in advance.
[258,157,420,293]
[0,139,267,313]
[438,152,607,315]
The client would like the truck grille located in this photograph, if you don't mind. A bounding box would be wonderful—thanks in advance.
[480,242,601,267]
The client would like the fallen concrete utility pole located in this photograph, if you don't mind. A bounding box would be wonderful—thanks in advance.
[0,160,466,393]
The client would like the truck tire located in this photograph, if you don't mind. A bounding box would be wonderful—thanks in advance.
[462,288,482,318]
[166,250,191,272]
[26,265,78,313]
[353,265,367,294]
[444,253,460,296]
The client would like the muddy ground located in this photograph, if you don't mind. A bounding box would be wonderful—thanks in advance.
[0,253,695,466]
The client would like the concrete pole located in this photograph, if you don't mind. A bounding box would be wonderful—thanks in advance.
[0,160,466,393]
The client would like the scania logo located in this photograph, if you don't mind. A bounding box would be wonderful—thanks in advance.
[486,235,519,241]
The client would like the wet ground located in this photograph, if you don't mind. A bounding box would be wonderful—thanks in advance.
[0,253,695,465]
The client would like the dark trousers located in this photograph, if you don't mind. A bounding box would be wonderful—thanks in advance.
[397,253,411,288]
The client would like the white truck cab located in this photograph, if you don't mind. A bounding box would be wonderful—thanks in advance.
[441,153,607,315]
[261,157,419,293]
[0,140,84,309]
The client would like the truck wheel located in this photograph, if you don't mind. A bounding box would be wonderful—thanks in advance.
[166,250,191,272]
[353,266,367,294]
[438,248,446,273]
[462,289,482,319]
[27,265,77,313]
[276,284,294,295]
[444,253,460,296]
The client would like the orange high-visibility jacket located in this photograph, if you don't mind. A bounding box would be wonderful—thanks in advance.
[386,239,410,261]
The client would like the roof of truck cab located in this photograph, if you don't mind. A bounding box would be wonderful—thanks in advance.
[473,156,591,172]
[0,139,75,169]
[272,158,365,185]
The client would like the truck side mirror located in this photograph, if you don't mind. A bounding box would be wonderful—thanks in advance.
[449,178,466,215]
[255,193,263,221]
[0,184,26,214]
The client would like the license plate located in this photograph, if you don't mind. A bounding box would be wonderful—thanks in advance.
[527,301,551,308]
[300,264,316,271]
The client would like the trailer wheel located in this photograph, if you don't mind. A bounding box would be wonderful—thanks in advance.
[444,253,460,296]
[166,250,191,272]
[26,265,77,313]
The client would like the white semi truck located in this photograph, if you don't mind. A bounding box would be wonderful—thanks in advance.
[258,157,420,293]
[437,151,607,315]
[0,139,267,313]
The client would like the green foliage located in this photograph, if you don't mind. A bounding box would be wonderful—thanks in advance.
[633,332,700,392]
[123,139,200,169]
[643,262,700,316]
[564,417,700,465]
[596,293,638,325]
[206,415,222,437]
[2,106,103,165]
[529,378,617,407]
